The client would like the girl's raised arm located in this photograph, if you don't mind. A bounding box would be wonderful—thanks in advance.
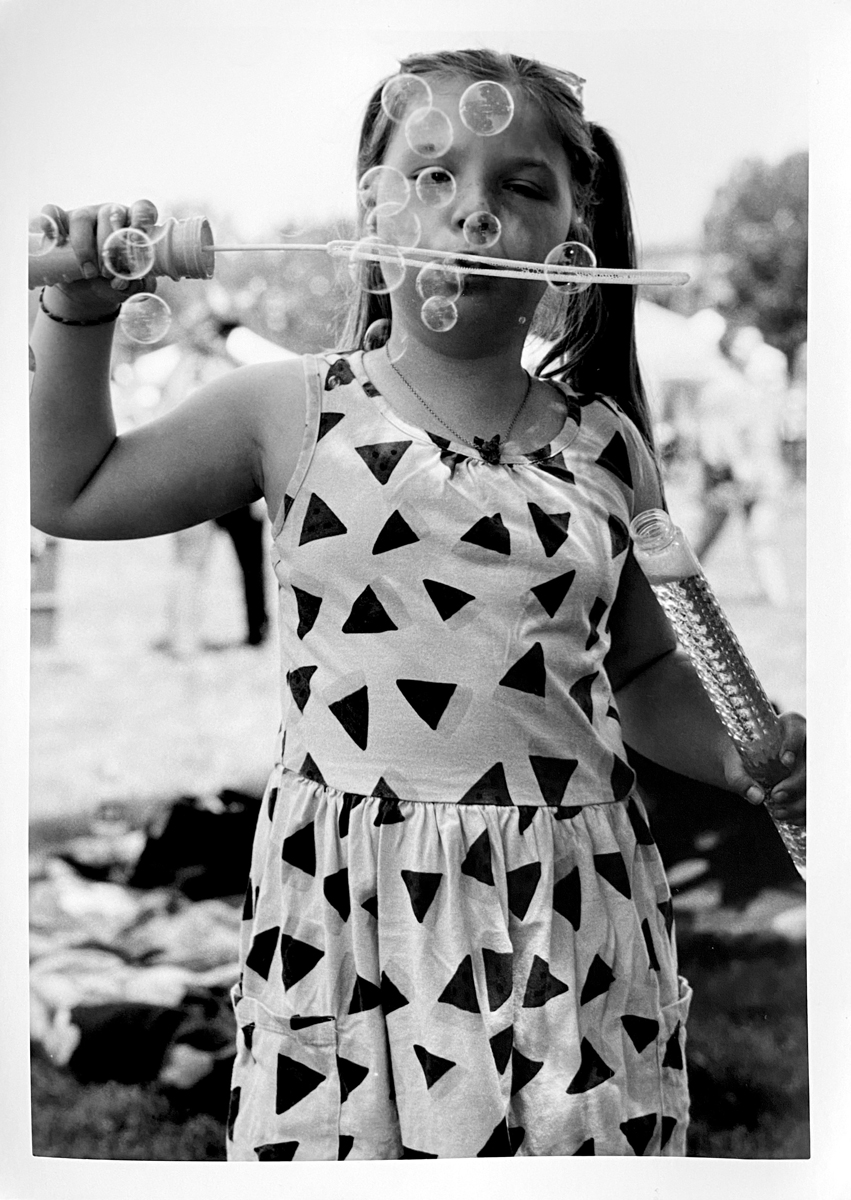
[30,201,306,541]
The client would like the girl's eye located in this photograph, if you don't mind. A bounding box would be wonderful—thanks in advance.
[506,181,544,198]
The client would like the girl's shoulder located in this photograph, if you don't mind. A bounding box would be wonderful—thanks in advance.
[572,388,663,514]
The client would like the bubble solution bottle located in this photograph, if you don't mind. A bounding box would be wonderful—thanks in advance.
[629,508,806,880]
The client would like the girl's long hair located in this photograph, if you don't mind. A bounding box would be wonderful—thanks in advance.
[339,48,656,453]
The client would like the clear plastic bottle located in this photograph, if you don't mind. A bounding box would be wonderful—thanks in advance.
[629,508,806,879]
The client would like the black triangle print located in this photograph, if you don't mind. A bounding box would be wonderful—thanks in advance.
[658,896,674,939]
[292,586,322,640]
[373,776,400,799]
[523,954,569,1007]
[380,970,410,1015]
[608,512,629,558]
[460,512,510,555]
[337,1055,369,1101]
[552,806,582,820]
[275,1052,326,1113]
[611,755,636,801]
[528,502,570,557]
[300,753,325,785]
[402,1145,438,1159]
[348,975,382,1014]
[458,762,513,806]
[373,797,405,825]
[328,684,369,750]
[246,925,280,980]
[361,379,380,399]
[437,954,480,1013]
[627,796,655,844]
[325,358,355,389]
[517,806,537,834]
[535,451,575,484]
[241,1021,255,1053]
[401,869,443,922]
[594,851,631,899]
[423,578,475,620]
[318,411,345,440]
[227,1086,240,1141]
[477,1120,525,1157]
[413,1043,457,1088]
[361,893,378,919]
[323,868,351,922]
[338,792,364,838]
[596,431,633,488]
[530,755,578,805]
[553,865,582,930]
[531,569,576,617]
[461,829,494,885]
[482,947,513,1011]
[662,1022,684,1069]
[396,679,457,729]
[573,1138,595,1155]
[338,1135,354,1160]
[242,877,254,921]
[342,586,398,634]
[355,440,412,484]
[490,1025,514,1075]
[499,642,546,697]
[283,494,294,521]
[620,1113,657,1156]
[506,861,542,920]
[268,786,278,821]
[280,934,324,990]
[660,1116,678,1149]
[585,596,608,650]
[580,954,616,1005]
[282,821,316,876]
[642,919,660,971]
[569,672,598,723]
[372,510,420,555]
[621,1014,660,1053]
[290,1014,333,1030]
[255,1140,299,1161]
[299,493,348,546]
[566,1038,616,1094]
[286,664,317,713]
[510,1048,544,1097]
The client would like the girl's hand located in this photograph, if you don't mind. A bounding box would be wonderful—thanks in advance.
[724,711,806,826]
[40,199,159,318]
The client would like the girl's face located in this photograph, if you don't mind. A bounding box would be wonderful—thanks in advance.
[371,75,577,347]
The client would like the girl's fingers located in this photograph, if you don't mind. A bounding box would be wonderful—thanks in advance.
[65,206,103,281]
[41,203,69,245]
[130,198,158,231]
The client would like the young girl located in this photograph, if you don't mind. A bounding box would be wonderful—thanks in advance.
[30,48,806,1160]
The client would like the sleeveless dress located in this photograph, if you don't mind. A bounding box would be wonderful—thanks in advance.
[227,351,692,1161]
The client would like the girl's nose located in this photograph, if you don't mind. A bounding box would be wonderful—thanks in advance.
[449,177,496,231]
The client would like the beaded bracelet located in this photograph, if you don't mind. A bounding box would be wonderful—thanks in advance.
[39,288,121,327]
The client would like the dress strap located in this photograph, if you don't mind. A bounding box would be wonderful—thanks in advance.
[270,354,326,538]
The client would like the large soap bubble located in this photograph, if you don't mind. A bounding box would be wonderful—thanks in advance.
[415,262,463,303]
[458,80,515,136]
[415,167,457,209]
[103,227,156,280]
[462,211,502,249]
[117,293,171,344]
[543,241,597,292]
[381,73,433,123]
[420,296,458,332]
[358,165,411,218]
[348,236,406,294]
[405,106,454,157]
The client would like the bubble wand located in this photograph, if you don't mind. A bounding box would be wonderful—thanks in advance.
[629,508,805,880]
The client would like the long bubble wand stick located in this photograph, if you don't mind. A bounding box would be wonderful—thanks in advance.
[629,508,806,880]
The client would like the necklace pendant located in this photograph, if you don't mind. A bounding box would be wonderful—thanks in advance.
[474,434,503,464]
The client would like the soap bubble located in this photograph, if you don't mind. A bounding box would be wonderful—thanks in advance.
[29,212,59,257]
[462,211,501,249]
[378,208,421,248]
[103,227,156,280]
[358,165,410,218]
[415,166,457,209]
[117,293,171,344]
[459,80,515,136]
[348,236,406,294]
[364,318,391,350]
[381,73,433,122]
[420,295,458,332]
[543,240,597,292]
[415,262,463,303]
[405,106,454,157]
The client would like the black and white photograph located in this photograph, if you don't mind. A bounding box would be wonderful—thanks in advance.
[1,0,849,1195]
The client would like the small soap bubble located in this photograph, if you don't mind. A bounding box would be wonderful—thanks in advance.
[364,318,391,350]
[415,167,457,209]
[462,211,501,249]
[381,73,433,122]
[29,212,59,257]
[405,106,454,157]
[117,293,171,344]
[458,80,515,136]
[420,295,458,333]
[415,262,463,303]
[358,165,410,218]
[348,236,406,294]
[103,227,156,280]
[379,208,421,248]
[543,240,597,292]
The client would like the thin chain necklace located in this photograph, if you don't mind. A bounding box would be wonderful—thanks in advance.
[385,348,532,465]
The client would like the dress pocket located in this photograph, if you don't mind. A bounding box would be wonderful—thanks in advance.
[227,986,341,1161]
[655,975,693,1155]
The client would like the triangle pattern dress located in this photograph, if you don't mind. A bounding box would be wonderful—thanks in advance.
[227,351,692,1160]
